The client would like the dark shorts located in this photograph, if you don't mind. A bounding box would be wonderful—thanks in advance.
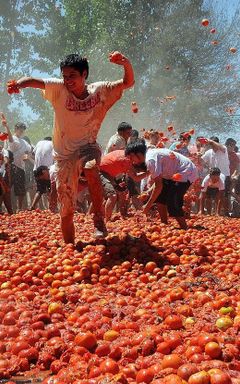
[155,179,191,217]
[224,176,231,197]
[100,173,127,198]
[13,167,26,196]
[100,174,116,198]
[36,179,51,195]
[206,187,219,198]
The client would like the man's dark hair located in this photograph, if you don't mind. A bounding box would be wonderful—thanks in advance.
[34,165,49,179]
[210,167,221,176]
[235,146,239,152]
[117,122,132,133]
[225,138,236,146]
[15,122,27,131]
[44,137,52,141]
[125,140,147,156]
[60,54,89,79]
[131,129,139,138]
[210,136,219,143]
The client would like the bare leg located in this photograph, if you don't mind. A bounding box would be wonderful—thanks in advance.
[206,198,212,215]
[105,194,117,221]
[131,195,142,210]
[61,214,75,244]
[3,192,13,214]
[175,216,188,229]
[156,203,168,224]
[18,195,25,211]
[84,165,107,237]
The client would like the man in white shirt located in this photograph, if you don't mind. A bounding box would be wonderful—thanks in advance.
[126,141,198,229]
[199,167,225,215]
[1,115,31,210]
[9,52,134,243]
[104,121,132,154]
[201,136,230,215]
[33,137,54,170]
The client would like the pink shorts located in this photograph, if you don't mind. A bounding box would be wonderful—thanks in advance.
[55,143,101,218]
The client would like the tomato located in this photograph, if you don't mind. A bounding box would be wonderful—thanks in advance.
[204,342,222,359]
[177,364,198,380]
[136,368,154,383]
[74,332,97,350]
[161,354,183,369]
[188,371,210,384]
[99,358,119,374]
[164,315,183,329]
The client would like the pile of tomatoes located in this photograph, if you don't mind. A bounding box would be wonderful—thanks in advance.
[0,210,239,383]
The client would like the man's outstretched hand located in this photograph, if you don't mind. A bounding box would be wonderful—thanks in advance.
[109,51,129,65]
[7,79,20,94]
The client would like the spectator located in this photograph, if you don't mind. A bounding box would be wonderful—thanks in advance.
[201,136,230,215]
[22,136,35,209]
[105,122,132,154]
[231,174,240,217]
[1,115,31,211]
[0,149,14,214]
[30,165,58,213]
[146,131,159,149]
[169,132,191,157]
[225,138,239,177]
[126,141,198,229]
[128,129,139,144]
[199,167,225,215]
[33,137,54,170]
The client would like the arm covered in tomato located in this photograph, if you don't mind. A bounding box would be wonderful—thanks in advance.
[143,176,163,215]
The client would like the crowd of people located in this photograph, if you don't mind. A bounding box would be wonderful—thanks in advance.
[1,51,240,244]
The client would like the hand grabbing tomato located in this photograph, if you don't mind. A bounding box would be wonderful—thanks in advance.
[198,137,209,145]
[109,51,127,65]
[7,79,20,94]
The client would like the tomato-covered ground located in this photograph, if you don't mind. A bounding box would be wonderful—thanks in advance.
[0,211,239,384]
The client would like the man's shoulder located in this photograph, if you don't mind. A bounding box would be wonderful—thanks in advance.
[202,174,210,183]
[88,81,106,92]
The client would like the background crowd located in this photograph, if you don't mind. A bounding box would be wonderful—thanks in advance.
[0,117,240,220]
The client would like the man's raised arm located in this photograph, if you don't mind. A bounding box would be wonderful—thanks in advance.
[7,77,45,93]
[109,51,135,89]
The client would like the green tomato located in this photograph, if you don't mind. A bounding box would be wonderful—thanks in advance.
[215,316,233,330]
[219,306,234,315]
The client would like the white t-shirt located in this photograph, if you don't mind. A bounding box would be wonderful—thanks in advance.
[145,148,198,183]
[42,79,124,160]
[49,163,57,183]
[201,173,225,192]
[33,140,54,170]
[201,147,230,177]
[104,133,126,155]
[8,136,32,170]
